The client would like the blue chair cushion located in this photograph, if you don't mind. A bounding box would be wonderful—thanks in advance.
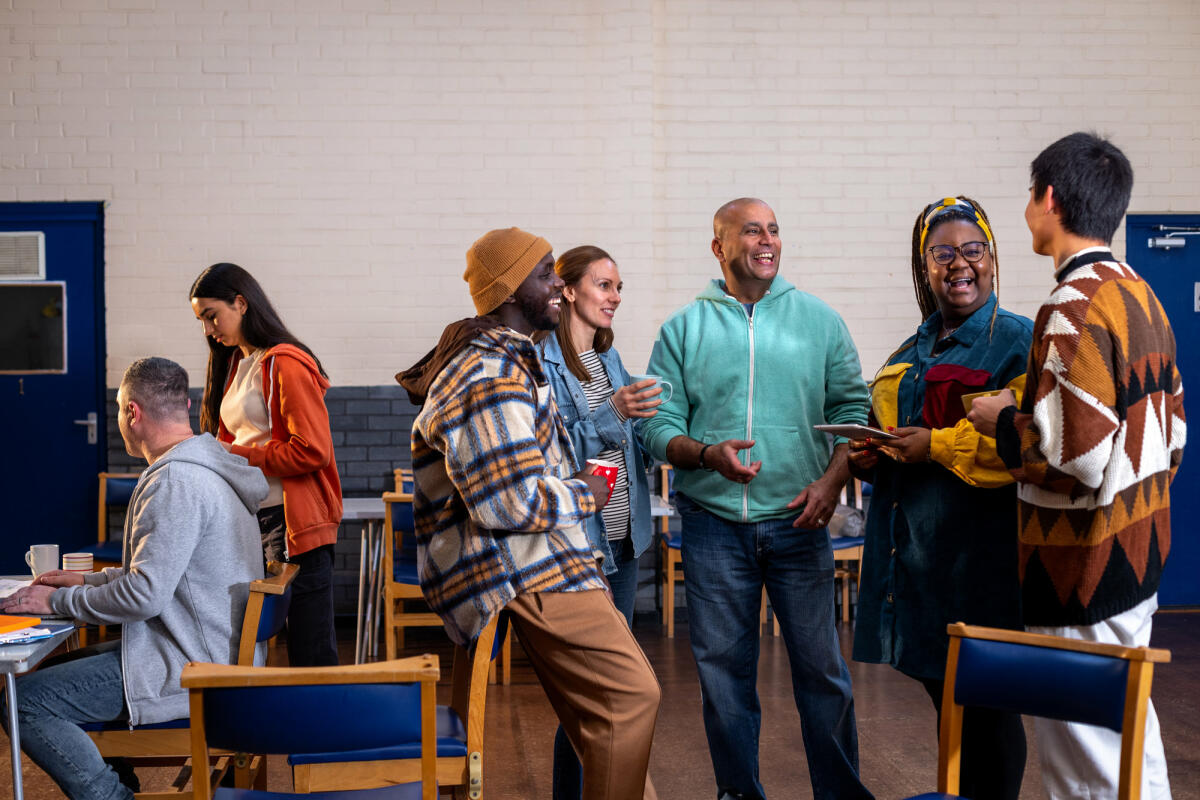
[903,794,960,799]
[288,705,467,766]
[393,558,420,585]
[213,783,427,800]
[80,717,189,733]
[832,536,865,551]
[80,541,123,563]
[659,530,681,549]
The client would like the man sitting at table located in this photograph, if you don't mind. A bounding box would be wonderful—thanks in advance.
[0,356,266,800]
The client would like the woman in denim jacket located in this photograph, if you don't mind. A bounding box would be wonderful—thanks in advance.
[539,245,661,800]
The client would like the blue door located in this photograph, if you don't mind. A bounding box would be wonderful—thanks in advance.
[0,202,106,574]
[1126,214,1200,607]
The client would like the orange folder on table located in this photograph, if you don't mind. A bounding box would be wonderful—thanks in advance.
[0,614,41,634]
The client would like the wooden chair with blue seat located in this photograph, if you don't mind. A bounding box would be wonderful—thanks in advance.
[183,654,440,800]
[383,470,444,660]
[290,613,505,800]
[84,561,300,797]
[904,622,1171,800]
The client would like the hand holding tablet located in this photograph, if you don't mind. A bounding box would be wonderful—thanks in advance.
[813,423,899,441]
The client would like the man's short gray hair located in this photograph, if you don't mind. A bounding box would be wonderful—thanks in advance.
[121,357,190,422]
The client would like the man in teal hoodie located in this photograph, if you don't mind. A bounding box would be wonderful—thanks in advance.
[643,198,873,800]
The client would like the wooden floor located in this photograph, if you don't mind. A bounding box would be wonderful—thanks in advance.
[4,611,1198,799]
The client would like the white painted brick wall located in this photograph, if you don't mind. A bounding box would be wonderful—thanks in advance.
[3,0,1198,387]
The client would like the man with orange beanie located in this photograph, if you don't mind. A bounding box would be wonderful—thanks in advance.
[398,227,660,800]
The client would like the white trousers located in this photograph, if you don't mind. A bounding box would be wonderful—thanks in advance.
[1027,594,1171,800]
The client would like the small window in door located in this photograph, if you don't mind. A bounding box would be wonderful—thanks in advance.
[0,281,66,373]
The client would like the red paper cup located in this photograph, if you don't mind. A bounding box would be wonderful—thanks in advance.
[585,458,619,501]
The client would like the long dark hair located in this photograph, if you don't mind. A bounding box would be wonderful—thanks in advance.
[190,262,326,435]
[553,245,616,383]
[909,195,999,327]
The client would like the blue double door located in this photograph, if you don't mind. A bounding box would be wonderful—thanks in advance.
[0,202,106,574]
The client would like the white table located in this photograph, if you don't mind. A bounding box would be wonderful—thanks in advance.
[1,622,76,800]
[342,497,386,664]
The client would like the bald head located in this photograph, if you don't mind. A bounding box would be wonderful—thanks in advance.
[714,197,772,239]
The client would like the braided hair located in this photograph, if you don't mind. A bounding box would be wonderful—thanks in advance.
[909,195,1000,333]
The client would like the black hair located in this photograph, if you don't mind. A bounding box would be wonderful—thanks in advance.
[1030,132,1133,244]
[189,262,326,435]
[909,196,999,323]
[121,357,190,422]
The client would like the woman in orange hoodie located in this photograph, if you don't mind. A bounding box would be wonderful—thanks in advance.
[190,262,342,666]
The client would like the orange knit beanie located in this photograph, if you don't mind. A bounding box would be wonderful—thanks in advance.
[464,227,552,315]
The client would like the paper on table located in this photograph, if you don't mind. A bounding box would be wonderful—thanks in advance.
[0,621,74,645]
[0,578,33,599]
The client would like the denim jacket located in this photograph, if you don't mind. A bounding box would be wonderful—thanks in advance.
[539,334,654,573]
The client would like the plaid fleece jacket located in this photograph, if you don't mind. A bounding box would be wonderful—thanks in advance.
[411,326,605,646]
[996,249,1186,626]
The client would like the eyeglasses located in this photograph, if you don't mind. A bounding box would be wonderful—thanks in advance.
[926,241,989,266]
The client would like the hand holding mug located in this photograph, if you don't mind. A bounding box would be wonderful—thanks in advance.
[612,378,662,419]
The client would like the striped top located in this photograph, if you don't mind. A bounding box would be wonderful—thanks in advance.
[578,350,631,540]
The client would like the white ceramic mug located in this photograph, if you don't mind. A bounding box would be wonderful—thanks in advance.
[631,374,673,404]
[25,544,59,578]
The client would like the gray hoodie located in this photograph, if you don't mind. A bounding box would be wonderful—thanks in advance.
[51,433,267,725]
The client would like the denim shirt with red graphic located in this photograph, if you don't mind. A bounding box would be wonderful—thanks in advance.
[851,294,1034,681]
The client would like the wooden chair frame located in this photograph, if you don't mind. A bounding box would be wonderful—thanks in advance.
[932,623,1171,800]
[292,615,500,799]
[184,656,439,800]
[87,561,300,798]
[383,484,444,659]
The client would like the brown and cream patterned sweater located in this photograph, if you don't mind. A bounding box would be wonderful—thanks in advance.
[995,249,1186,626]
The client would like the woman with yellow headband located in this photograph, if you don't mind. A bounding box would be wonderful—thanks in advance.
[849,196,1032,800]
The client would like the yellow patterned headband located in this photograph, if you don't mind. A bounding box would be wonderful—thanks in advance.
[919,197,995,253]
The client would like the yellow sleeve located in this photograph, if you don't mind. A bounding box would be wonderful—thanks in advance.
[929,372,1027,488]
[869,363,909,430]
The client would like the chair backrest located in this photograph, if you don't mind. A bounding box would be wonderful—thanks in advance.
[237,561,300,666]
[383,486,415,581]
[183,655,439,800]
[98,471,140,543]
[938,623,1170,799]
[394,467,414,494]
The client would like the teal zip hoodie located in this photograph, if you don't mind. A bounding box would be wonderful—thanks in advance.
[642,275,868,522]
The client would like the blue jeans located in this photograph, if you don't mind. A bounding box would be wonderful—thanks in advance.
[551,535,642,800]
[675,493,872,800]
[0,645,132,800]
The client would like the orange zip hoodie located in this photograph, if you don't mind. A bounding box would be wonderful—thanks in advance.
[218,343,343,557]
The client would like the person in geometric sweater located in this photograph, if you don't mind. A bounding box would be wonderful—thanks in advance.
[970,132,1186,800]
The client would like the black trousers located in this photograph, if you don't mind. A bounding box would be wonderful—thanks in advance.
[919,676,1026,800]
[257,504,339,667]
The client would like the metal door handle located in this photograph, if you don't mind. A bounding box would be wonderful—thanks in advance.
[73,411,97,445]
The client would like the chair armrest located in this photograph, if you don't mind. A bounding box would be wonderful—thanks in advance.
[182,654,440,689]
